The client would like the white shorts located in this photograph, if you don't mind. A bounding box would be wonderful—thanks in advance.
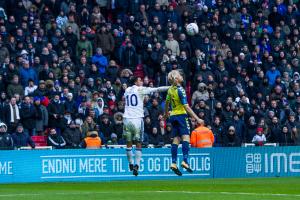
[123,118,144,142]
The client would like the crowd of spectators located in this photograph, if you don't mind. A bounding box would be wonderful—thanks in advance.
[0,0,300,149]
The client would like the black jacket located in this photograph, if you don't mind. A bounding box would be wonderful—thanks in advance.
[11,132,35,148]
[246,124,257,143]
[211,124,225,147]
[223,133,241,147]
[3,104,20,125]
[64,99,77,115]
[0,132,13,150]
[47,100,65,129]
[106,65,119,83]
[62,128,83,148]
[179,40,192,57]
[99,121,114,142]
[268,124,282,143]
[47,134,66,149]
[121,46,137,71]
[20,103,36,130]
[149,132,163,146]
[148,105,163,126]
[155,71,168,87]
[280,131,293,146]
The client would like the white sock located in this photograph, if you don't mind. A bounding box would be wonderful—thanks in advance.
[135,148,142,167]
[126,148,133,164]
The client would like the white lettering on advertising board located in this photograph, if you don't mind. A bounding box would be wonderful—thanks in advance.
[41,154,211,178]
[0,161,13,175]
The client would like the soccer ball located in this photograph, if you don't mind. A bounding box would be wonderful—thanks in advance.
[186,23,199,36]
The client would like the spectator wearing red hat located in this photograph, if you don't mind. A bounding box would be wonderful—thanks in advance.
[252,127,267,146]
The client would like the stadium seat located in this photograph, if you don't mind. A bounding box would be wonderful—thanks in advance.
[31,136,47,147]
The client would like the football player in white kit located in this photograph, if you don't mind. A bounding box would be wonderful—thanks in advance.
[123,76,169,176]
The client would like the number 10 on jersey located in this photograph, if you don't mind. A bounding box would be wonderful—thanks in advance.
[126,94,138,106]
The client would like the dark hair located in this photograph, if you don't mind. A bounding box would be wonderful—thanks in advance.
[129,76,138,86]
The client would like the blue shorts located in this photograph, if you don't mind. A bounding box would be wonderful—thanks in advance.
[169,114,190,137]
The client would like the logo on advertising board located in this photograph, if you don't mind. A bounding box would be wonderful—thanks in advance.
[245,152,300,175]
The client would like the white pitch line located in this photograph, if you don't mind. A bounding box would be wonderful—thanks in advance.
[0,190,300,198]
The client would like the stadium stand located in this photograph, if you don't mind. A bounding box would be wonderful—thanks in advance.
[0,0,299,150]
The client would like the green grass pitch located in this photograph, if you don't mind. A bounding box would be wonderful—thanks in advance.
[0,178,299,200]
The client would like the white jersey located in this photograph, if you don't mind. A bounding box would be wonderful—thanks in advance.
[123,85,169,119]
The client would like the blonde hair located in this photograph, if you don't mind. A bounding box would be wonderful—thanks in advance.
[168,70,182,85]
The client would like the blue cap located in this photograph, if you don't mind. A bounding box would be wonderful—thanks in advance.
[33,96,40,102]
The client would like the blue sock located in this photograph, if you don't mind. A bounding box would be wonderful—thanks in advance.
[182,141,189,164]
[171,144,178,164]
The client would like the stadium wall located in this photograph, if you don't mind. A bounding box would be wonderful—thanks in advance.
[0,147,299,183]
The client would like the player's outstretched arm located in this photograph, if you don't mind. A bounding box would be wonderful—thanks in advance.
[145,86,170,94]
[155,86,170,92]
[142,86,170,95]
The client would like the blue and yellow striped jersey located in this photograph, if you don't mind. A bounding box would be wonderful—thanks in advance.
[166,85,188,116]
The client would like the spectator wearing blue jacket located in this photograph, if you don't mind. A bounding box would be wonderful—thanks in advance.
[241,7,252,28]
[266,65,281,86]
[166,5,180,25]
[261,21,274,34]
[276,2,287,16]
[92,48,108,78]
[11,123,35,149]
[259,39,271,54]
[150,3,166,25]
[19,60,38,87]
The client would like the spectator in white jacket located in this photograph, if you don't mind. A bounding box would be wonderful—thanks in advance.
[24,79,37,96]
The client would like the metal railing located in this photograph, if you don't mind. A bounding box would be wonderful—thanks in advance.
[242,143,278,147]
